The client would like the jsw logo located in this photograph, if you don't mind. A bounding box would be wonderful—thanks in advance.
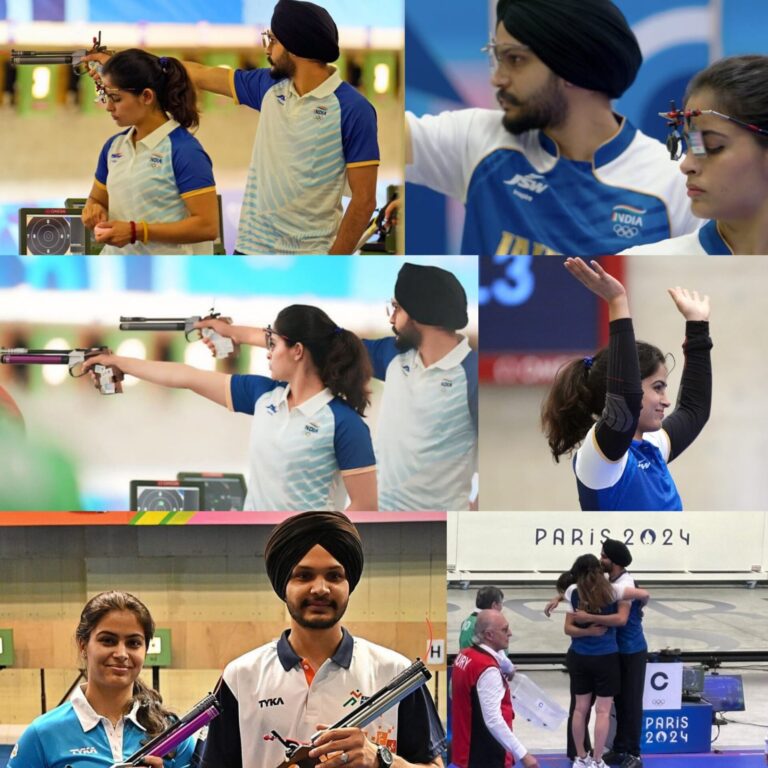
[638,460,651,470]
[259,697,285,708]
[504,173,548,194]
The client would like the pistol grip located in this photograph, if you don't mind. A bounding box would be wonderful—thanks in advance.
[94,364,123,395]
[202,328,234,359]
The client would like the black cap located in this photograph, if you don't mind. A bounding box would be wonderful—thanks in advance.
[602,538,632,567]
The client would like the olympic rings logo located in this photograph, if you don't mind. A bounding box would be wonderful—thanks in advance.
[651,698,667,705]
[613,223,640,239]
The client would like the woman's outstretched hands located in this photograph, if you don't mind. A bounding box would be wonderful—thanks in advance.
[564,257,630,321]
[564,257,627,302]
[668,286,710,321]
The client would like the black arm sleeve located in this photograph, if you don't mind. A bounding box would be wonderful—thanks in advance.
[394,685,446,763]
[200,677,242,768]
[663,320,712,462]
[594,317,644,461]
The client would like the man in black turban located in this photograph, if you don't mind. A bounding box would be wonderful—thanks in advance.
[405,0,699,256]
[264,510,364,629]
[202,511,446,768]
[360,262,477,511]
[599,539,647,768]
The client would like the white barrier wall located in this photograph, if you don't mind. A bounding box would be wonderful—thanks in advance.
[448,511,768,581]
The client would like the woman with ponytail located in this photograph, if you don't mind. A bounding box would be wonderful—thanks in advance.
[7,591,194,768]
[82,305,377,511]
[81,49,219,255]
[541,257,713,511]
[563,555,649,768]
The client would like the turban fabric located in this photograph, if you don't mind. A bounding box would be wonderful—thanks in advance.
[496,0,642,99]
[602,538,633,567]
[271,0,340,63]
[394,263,469,330]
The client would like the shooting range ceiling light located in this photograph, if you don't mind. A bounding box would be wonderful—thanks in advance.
[184,343,216,372]
[42,337,70,386]
[373,63,390,94]
[31,67,51,99]
[115,338,146,388]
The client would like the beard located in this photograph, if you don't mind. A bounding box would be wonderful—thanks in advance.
[269,51,296,80]
[498,73,568,135]
[393,320,422,352]
[287,596,348,630]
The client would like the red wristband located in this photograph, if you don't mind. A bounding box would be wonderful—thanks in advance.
[129,220,137,244]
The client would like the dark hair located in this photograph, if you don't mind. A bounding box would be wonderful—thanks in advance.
[102,49,199,129]
[274,304,372,416]
[76,591,176,738]
[475,586,504,609]
[685,55,768,149]
[571,554,615,614]
[541,340,665,462]
[556,571,575,595]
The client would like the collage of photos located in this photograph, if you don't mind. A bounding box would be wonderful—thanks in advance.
[2,2,768,768]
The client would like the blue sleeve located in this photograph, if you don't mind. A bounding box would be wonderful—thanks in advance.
[166,734,197,768]
[7,722,46,768]
[329,400,375,470]
[95,132,127,186]
[462,349,479,434]
[362,337,399,380]
[233,68,281,110]
[230,374,281,415]
[336,83,380,165]
[170,129,216,196]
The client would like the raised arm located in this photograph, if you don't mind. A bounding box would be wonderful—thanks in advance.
[81,354,229,406]
[565,258,643,462]
[662,287,713,461]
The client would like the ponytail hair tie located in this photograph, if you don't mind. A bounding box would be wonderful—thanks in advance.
[158,56,169,72]
[333,326,343,335]
[583,356,594,371]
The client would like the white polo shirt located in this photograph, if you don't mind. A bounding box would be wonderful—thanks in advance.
[229,66,379,254]
[201,629,445,768]
[227,375,375,511]
[7,685,195,768]
[363,336,478,511]
[94,119,216,255]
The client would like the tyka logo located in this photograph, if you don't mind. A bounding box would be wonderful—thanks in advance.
[266,404,278,415]
[259,696,285,708]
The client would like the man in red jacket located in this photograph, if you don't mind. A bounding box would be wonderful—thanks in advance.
[450,610,539,768]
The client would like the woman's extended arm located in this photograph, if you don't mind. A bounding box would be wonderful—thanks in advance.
[662,287,713,461]
[82,354,230,406]
[194,318,268,348]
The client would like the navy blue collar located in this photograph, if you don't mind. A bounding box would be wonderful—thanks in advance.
[276,627,354,671]
[698,219,733,255]
[538,114,636,168]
